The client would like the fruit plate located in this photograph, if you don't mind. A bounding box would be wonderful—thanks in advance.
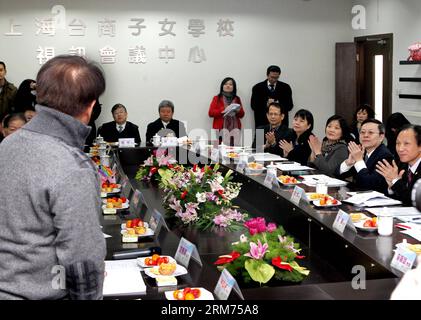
[353,220,378,232]
[101,202,129,210]
[144,264,188,278]
[100,188,121,197]
[137,256,176,268]
[277,178,301,186]
[165,288,214,300]
[305,193,327,201]
[121,227,154,237]
[313,199,342,207]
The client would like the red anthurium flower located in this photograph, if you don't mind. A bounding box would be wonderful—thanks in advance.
[295,255,305,259]
[149,167,157,175]
[272,256,293,272]
[180,190,188,199]
[214,251,241,265]
[193,164,198,172]
[168,164,174,169]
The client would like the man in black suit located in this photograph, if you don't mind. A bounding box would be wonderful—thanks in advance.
[251,65,293,128]
[145,100,187,144]
[252,102,290,155]
[97,103,141,144]
[339,119,393,194]
[377,124,421,206]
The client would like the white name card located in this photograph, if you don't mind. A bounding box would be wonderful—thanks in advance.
[214,269,244,300]
[333,209,350,233]
[174,237,202,268]
[291,186,305,205]
[118,138,135,148]
[391,246,417,273]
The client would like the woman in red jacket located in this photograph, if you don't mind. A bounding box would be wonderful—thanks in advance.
[208,77,245,145]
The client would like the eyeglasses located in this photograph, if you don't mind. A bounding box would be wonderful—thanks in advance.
[267,113,281,117]
[360,130,380,136]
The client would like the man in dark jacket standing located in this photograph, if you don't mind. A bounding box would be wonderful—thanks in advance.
[251,65,293,128]
[145,99,187,144]
[0,55,106,300]
[0,61,17,126]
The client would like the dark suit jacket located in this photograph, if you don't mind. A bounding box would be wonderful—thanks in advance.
[97,121,141,144]
[145,118,187,144]
[285,130,312,166]
[391,161,421,206]
[341,144,394,194]
[252,124,290,156]
[250,80,293,128]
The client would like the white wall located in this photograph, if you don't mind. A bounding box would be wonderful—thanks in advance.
[352,0,421,124]
[0,0,355,140]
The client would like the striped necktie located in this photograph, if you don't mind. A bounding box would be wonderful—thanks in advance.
[118,125,123,133]
[408,169,414,187]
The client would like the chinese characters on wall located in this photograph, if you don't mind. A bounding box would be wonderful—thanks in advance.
[3,9,236,65]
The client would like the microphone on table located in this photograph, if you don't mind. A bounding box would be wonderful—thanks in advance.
[112,246,161,260]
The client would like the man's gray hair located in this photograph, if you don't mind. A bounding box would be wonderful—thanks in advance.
[158,100,174,112]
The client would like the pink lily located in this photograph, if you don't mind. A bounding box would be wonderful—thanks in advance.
[244,239,268,260]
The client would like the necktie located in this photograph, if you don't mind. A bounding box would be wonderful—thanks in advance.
[118,125,123,133]
[363,153,368,162]
[269,84,275,92]
[408,170,414,187]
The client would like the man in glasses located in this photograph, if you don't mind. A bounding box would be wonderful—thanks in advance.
[338,118,394,194]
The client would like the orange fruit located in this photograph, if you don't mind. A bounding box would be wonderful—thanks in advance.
[185,293,195,300]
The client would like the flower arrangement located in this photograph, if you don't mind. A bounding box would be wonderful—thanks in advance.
[215,217,309,285]
[408,42,421,61]
[160,163,247,231]
[135,149,180,182]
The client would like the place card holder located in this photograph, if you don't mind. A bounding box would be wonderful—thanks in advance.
[391,245,417,273]
[130,190,142,213]
[290,186,305,205]
[214,269,244,300]
[118,138,135,148]
[210,147,220,163]
[174,237,202,268]
[148,209,169,236]
[120,175,133,199]
[333,210,357,233]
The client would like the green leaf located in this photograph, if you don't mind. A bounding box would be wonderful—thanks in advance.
[244,259,275,284]
[289,261,310,276]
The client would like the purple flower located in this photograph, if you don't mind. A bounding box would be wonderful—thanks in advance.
[244,240,268,260]
[267,223,277,233]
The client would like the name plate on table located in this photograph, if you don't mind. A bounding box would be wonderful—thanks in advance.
[210,148,220,163]
[263,170,277,188]
[391,246,417,273]
[118,138,135,148]
[174,237,202,268]
[214,269,244,300]
[291,186,305,205]
[131,190,141,211]
[333,209,352,233]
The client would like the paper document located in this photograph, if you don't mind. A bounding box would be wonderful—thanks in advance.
[275,162,315,171]
[343,191,402,207]
[367,206,419,217]
[103,259,146,296]
[252,153,286,162]
[301,174,348,187]
[222,103,241,117]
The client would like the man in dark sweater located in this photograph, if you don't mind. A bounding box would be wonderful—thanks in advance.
[0,55,106,299]
[98,103,141,144]
[145,99,187,144]
[251,65,293,128]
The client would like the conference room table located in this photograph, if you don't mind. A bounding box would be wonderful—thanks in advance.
[101,145,410,300]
